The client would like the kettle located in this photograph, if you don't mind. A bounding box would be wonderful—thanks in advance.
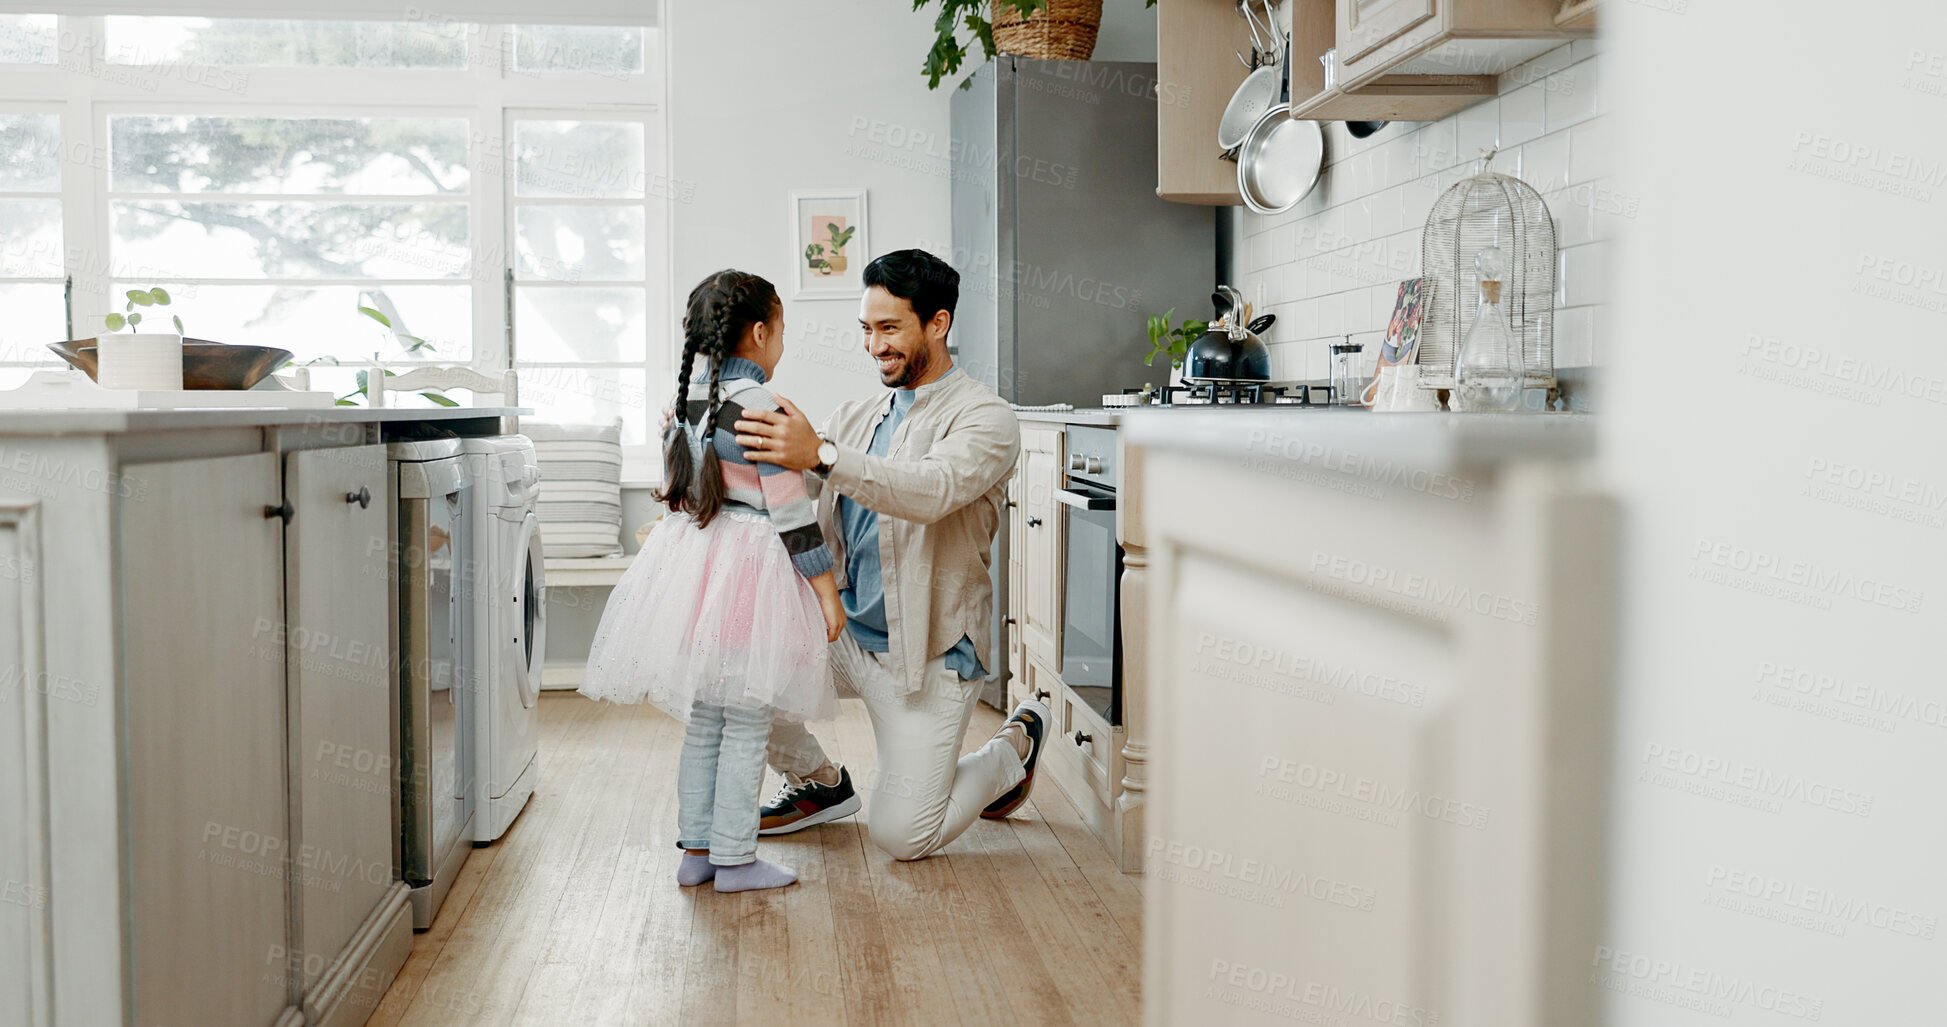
[1184,286,1275,384]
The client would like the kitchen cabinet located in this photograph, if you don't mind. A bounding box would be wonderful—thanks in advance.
[1018,426,1064,663]
[1154,0,1251,204]
[1127,412,1609,1027]
[283,445,413,1027]
[0,406,507,1027]
[123,452,292,1027]
[1291,0,1592,121]
[1004,415,1149,871]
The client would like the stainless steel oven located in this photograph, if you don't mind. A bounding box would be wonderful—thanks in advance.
[1058,425,1121,725]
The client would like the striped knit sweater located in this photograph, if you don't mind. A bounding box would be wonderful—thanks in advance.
[677,356,833,579]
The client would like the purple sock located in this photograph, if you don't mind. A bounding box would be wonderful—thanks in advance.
[713,858,797,893]
[677,852,716,886]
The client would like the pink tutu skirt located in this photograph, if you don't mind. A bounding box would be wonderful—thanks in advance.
[578,508,836,724]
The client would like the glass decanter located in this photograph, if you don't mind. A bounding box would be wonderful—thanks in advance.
[1453,246,1525,412]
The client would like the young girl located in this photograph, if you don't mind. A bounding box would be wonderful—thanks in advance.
[580,270,844,893]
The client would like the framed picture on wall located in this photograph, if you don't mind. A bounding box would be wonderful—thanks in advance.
[789,189,868,299]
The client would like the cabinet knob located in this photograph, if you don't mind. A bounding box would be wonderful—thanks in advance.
[1026,516,1042,527]
[264,500,294,525]
[1034,690,1050,702]
[346,486,372,509]
[1069,454,1085,471]
[1004,616,1017,625]
[1071,730,1092,747]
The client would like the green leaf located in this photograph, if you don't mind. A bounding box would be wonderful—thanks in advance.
[356,305,392,329]
[353,369,368,394]
[127,289,155,307]
[172,314,184,335]
[126,312,142,328]
[104,313,125,331]
[335,398,359,406]
[421,392,459,407]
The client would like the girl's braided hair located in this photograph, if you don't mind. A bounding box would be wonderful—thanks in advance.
[655,269,780,527]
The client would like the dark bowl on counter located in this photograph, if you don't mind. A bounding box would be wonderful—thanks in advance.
[48,339,296,390]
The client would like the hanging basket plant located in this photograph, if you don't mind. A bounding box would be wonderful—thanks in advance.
[919,0,1143,89]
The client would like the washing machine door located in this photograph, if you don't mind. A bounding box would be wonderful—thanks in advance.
[512,510,546,708]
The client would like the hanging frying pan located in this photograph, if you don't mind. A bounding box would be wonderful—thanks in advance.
[1236,104,1322,214]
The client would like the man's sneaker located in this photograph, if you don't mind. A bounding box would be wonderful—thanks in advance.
[757,765,862,836]
[981,697,1050,819]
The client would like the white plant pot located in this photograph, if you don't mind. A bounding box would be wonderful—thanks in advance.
[97,332,183,391]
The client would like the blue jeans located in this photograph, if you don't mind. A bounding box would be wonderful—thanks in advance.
[676,701,773,866]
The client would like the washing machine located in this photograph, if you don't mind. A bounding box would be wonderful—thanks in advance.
[462,435,546,843]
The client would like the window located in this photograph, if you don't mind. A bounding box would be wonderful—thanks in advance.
[0,14,666,472]
[0,110,65,388]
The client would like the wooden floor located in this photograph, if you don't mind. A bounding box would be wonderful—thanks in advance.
[368,693,1143,1026]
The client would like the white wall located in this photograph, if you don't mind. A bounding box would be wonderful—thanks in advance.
[1601,2,1945,1021]
[1228,44,1611,395]
[665,0,954,428]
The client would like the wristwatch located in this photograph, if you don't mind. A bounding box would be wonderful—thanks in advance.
[814,435,839,477]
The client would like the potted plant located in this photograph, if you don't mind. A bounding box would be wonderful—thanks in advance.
[915,0,1138,90]
[97,287,184,390]
[1145,307,1205,389]
[824,222,857,273]
[804,243,831,276]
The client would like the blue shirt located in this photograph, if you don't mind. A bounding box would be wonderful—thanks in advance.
[839,366,986,680]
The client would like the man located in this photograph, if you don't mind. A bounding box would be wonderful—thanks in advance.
[733,248,1049,861]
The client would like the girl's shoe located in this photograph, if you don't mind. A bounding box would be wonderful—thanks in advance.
[758,765,861,836]
[980,698,1050,819]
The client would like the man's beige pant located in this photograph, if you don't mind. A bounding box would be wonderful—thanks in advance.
[767,632,1025,861]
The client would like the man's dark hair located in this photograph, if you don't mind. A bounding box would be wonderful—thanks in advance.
[863,248,958,338]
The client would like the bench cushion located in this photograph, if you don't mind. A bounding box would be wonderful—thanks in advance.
[525,419,625,558]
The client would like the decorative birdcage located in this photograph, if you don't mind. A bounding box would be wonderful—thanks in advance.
[1417,156,1556,389]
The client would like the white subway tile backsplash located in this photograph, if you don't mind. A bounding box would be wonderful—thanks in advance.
[1457,99,1500,161]
[1520,130,1571,195]
[1568,116,1612,185]
[1546,56,1599,130]
[1229,49,1609,379]
[1500,83,1546,147]
[1371,186,1404,236]
[1410,120,1460,177]
[1316,293,1344,336]
[1555,304,1595,368]
[1345,197,1374,241]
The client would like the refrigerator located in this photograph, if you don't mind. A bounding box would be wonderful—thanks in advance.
[951,57,1216,405]
[950,57,1214,706]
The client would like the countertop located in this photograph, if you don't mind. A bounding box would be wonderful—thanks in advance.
[1121,409,1595,474]
[1011,407,1124,427]
[0,405,525,436]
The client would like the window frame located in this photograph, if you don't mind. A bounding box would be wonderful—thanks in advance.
[0,14,670,474]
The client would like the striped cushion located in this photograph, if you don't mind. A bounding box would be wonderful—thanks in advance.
[524,419,625,558]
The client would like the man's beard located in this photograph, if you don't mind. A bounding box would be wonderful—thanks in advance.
[881,346,930,388]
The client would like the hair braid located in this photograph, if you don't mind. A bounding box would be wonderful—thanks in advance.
[658,269,780,528]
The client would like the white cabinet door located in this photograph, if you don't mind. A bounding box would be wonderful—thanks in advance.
[283,445,392,993]
[1021,439,1065,663]
[1143,455,1611,1027]
[121,453,292,1027]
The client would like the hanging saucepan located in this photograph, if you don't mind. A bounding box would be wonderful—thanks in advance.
[1237,104,1323,214]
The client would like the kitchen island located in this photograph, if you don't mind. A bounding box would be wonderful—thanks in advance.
[0,405,517,1027]
[1123,411,1611,1027]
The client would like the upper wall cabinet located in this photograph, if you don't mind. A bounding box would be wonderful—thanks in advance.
[1291,0,1595,121]
[1156,0,1253,204]
[1155,0,1596,202]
